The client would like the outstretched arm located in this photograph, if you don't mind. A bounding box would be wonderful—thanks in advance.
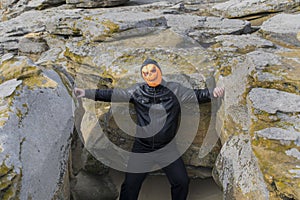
[73,87,133,102]
[179,86,224,104]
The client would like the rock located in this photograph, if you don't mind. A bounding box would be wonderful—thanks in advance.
[212,134,269,200]
[260,13,300,48]
[211,0,300,18]
[286,148,300,160]
[0,56,74,200]
[0,10,47,54]
[66,0,129,7]
[71,171,118,200]
[248,88,300,114]
[248,88,300,199]
[73,10,168,42]
[214,34,275,53]
[211,42,300,199]
[0,79,22,98]
[255,127,300,145]
[0,0,66,20]
[165,15,252,45]
[18,37,49,54]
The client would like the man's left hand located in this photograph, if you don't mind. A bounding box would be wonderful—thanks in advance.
[213,87,225,98]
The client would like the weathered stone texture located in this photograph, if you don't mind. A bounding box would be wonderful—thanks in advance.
[0,56,74,200]
[212,0,300,18]
[260,13,300,48]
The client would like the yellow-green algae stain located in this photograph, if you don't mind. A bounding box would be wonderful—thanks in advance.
[102,20,120,35]
[253,145,300,199]
[64,47,94,66]
[22,74,58,89]
[249,104,300,199]
[0,162,21,200]
[0,93,15,128]
[0,58,41,85]
[90,19,120,41]
[0,56,58,89]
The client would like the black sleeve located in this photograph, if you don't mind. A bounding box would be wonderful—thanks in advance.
[84,88,133,102]
[194,88,211,103]
[179,85,211,104]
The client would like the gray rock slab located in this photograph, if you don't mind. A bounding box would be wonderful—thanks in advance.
[286,148,300,160]
[212,0,300,18]
[189,18,252,44]
[166,15,252,44]
[0,66,74,199]
[255,127,300,143]
[215,34,275,50]
[261,13,300,34]
[260,13,300,47]
[246,50,281,69]
[0,79,22,98]
[213,134,269,199]
[248,88,300,114]
[75,10,168,41]
[18,37,49,54]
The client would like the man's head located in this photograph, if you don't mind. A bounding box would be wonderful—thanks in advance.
[141,59,162,87]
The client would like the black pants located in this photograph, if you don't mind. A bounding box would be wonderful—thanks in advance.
[119,157,189,200]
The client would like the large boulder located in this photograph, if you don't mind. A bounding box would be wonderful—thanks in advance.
[260,13,300,48]
[213,134,269,200]
[0,55,74,200]
[210,27,300,199]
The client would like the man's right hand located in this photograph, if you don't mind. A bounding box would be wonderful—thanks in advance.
[74,88,85,98]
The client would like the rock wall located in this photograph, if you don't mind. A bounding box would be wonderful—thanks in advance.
[0,55,74,199]
[210,14,300,199]
[1,0,300,199]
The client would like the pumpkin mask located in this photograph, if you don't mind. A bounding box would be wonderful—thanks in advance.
[141,63,162,87]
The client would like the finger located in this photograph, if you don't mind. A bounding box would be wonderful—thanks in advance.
[217,88,225,97]
[214,87,225,97]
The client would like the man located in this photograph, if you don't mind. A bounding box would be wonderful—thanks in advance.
[74,58,224,200]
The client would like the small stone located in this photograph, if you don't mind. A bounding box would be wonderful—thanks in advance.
[286,148,300,160]
[255,127,300,142]
[0,79,22,98]
[1,53,14,64]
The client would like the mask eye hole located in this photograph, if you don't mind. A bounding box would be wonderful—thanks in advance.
[150,68,156,73]
[143,72,149,76]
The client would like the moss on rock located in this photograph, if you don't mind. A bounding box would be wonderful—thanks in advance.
[0,162,21,200]
[0,59,41,85]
